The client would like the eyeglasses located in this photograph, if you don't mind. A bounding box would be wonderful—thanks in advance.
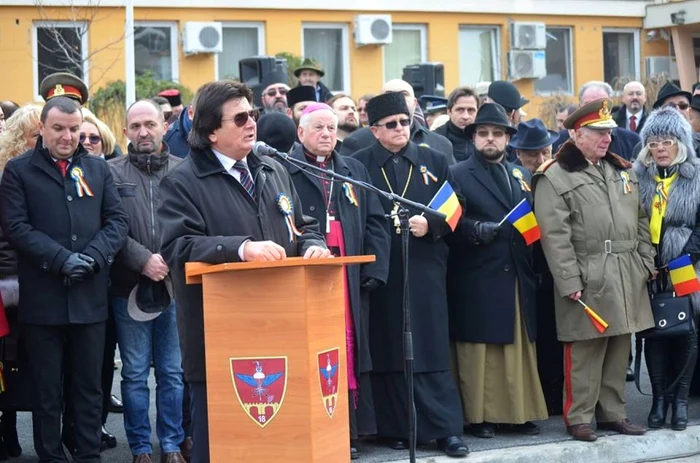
[80,134,102,145]
[223,109,260,127]
[265,88,288,97]
[163,111,173,121]
[374,118,410,129]
[665,102,690,111]
[358,107,367,113]
[475,129,506,139]
[647,139,676,150]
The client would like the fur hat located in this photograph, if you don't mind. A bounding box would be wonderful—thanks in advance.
[257,112,297,153]
[366,92,409,127]
[640,106,694,154]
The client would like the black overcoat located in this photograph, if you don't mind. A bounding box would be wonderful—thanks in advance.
[0,141,128,325]
[352,141,455,373]
[447,154,537,344]
[282,146,390,374]
[158,148,326,383]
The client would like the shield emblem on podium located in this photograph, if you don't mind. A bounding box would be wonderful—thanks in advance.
[317,348,340,418]
[230,356,288,428]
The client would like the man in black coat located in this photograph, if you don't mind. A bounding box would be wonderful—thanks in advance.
[433,86,480,162]
[339,79,456,164]
[352,92,468,457]
[0,96,128,462]
[612,81,648,134]
[282,102,390,459]
[157,81,328,463]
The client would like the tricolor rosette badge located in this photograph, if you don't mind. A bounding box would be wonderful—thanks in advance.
[276,193,303,242]
[70,167,94,198]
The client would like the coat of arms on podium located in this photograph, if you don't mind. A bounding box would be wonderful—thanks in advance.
[230,356,288,428]
[317,348,340,418]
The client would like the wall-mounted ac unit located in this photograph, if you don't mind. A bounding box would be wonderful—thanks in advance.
[510,22,547,50]
[182,22,223,55]
[645,56,680,81]
[354,14,392,46]
[509,50,547,80]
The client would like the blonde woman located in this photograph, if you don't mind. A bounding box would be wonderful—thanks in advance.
[80,109,118,159]
[0,105,42,171]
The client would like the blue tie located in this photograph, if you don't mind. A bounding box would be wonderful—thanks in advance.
[234,161,255,200]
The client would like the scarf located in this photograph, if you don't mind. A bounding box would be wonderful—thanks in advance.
[650,172,678,244]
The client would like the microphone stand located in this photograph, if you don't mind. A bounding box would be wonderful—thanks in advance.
[271,149,445,463]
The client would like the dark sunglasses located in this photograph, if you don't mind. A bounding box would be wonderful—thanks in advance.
[80,134,102,145]
[666,102,690,111]
[266,88,288,97]
[374,118,410,129]
[163,111,173,120]
[224,109,260,127]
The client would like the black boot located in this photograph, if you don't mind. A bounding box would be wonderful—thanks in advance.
[671,333,697,431]
[644,339,669,428]
[0,412,21,458]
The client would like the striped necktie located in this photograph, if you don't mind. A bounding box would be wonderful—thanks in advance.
[233,161,255,200]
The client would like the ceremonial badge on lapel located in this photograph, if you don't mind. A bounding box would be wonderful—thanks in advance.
[512,168,531,192]
[70,167,94,198]
[342,183,358,207]
[419,165,438,185]
[620,171,632,195]
[276,193,302,242]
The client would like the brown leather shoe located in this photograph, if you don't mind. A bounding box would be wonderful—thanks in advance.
[597,419,647,435]
[180,437,192,463]
[161,452,187,463]
[567,424,598,442]
[133,454,153,463]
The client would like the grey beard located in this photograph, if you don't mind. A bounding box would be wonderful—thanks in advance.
[264,104,288,114]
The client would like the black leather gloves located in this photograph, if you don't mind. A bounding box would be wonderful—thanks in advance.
[472,221,501,245]
[61,253,97,287]
[360,277,381,292]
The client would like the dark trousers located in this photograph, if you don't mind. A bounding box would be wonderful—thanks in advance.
[101,313,117,424]
[25,322,105,463]
[189,381,209,463]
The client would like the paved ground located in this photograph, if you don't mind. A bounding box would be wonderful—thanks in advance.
[6,349,700,462]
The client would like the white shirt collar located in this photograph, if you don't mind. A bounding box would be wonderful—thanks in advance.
[212,148,246,173]
[626,109,643,120]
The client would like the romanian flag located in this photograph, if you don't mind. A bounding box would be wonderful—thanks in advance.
[578,300,609,334]
[428,181,462,232]
[503,198,541,245]
[668,255,700,296]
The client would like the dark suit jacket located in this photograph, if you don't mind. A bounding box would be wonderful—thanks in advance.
[613,105,648,134]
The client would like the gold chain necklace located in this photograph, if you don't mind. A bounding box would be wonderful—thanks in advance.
[380,164,413,234]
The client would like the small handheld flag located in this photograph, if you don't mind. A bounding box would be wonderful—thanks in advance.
[427,181,462,232]
[668,254,700,296]
[499,198,540,245]
[578,299,609,334]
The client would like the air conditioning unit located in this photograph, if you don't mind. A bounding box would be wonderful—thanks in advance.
[508,50,547,80]
[182,22,223,55]
[510,22,547,50]
[645,56,680,81]
[354,14,392,46]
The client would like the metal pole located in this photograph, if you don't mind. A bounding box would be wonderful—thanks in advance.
[125,0,135,107]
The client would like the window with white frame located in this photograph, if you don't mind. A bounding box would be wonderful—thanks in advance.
[302,24,349,92]
[535,27,573,95]
[603,29,640,84]
[458,26,500,85]
[34,22,88,98]
[217,23,265,80]
[384,24,427,81]
[134,23,178,81]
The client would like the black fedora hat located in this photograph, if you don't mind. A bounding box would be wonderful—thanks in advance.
[464,103,518,138]
[487,81,523,110]
[509,119,559,151]
[653,82,692,109]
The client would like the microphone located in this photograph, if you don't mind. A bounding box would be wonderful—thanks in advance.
[252,141,285,158]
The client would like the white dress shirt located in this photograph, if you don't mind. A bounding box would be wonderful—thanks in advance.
[626,110,643,131]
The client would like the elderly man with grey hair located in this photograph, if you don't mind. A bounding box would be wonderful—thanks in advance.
[552,81,641,160]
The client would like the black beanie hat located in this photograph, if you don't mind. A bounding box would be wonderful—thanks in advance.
[366,92,410,126]
[257,113,298,153]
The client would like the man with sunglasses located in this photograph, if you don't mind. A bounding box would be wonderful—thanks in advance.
[351,92,468,458]
[158,80,328,463]
[259,71,290,115]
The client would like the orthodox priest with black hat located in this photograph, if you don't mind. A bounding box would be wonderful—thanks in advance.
[352,92,468,458]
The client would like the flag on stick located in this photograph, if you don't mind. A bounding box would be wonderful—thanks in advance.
[668,254,700,296]
[427,181,462,232]
[499,198,540,245]
[578,299,608,334]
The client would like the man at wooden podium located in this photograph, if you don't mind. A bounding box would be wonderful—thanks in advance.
[158,81,328,463]
[281,102,391,459]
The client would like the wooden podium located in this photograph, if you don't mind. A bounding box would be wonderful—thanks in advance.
[185,256,375,462]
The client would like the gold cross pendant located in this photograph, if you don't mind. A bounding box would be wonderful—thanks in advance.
[391,203,401,234]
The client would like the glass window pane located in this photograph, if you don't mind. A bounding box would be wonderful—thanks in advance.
[134,26,173,81]
[303,28,344,91]
[37,26,83,88]
[384,29,422,81]
[603,32,636,83]
[218,28,260,80]
[459,27,495,85]
[535,28,572,95]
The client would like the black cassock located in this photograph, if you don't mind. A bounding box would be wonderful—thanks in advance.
[352,140,462,441]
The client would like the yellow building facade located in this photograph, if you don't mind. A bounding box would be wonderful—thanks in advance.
[0,0,674,117]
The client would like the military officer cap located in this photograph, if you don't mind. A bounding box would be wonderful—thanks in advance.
[563,98,617,130]
[40,72,89,105]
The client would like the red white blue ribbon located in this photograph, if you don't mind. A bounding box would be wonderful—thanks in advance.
[70,167,94,198]
[276,193,302,242]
